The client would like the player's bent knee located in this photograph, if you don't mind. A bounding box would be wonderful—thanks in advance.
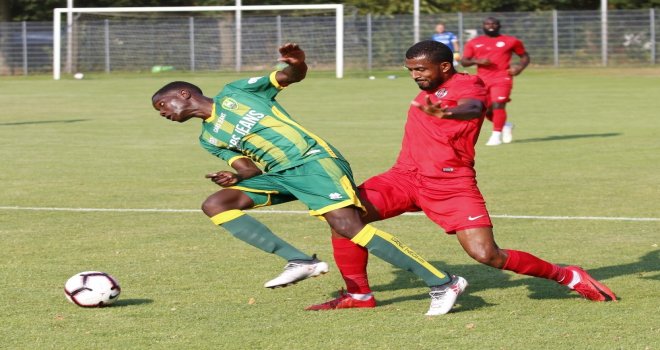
[467,248,503,267]
[324,213,362,239]
[201,190,253,217]
[201,197,222,217]
[201,193,234,217]
[327,221,359,238]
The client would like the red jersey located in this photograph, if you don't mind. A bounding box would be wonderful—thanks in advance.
[393,73,487,178]
[463,35,526,80]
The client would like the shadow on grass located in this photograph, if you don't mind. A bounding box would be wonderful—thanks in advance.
[369,249,659,311]
[0,119,89,126]
[514,132,621,143]
[111,298,154,307]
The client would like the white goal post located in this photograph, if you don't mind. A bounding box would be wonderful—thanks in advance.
[52,4,344,80]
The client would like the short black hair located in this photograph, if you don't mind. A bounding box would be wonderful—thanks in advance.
[405,40,453,64]
[483,16,500,25]
[152,81,203,101]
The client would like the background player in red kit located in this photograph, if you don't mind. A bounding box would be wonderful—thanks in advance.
[306,40,617,312]
[461,17,530,146]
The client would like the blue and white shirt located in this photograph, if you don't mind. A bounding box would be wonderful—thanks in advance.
[432,31,458,52]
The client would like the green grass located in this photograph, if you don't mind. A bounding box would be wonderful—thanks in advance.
[1,68,659,349]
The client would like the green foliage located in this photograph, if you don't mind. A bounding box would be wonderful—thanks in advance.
[4,0,660,21]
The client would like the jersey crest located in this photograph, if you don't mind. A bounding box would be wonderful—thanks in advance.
[221,98,238,110]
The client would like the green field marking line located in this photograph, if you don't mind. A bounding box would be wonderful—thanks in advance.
[1,206,658,222]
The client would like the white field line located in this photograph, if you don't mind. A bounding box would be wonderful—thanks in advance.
[0,206,658,222]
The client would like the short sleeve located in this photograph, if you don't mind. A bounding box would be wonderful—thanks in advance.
[512,38,527,56]
[225,71,281,100]
[462,41,474,58]
[455,76,487,104]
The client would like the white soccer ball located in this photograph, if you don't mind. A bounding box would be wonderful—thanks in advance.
[73,72,84,80]
[64,271,121,307]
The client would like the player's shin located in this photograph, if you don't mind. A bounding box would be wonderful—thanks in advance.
[502,249,568,282]
[210,209,313,261]
[492,109,507,132]
[332,237,372,294]
[350,225,451,287]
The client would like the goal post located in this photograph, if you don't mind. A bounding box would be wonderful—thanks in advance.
[52,5,344,80]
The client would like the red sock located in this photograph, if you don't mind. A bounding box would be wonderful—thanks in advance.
[492,109,507,132]
[332,237,372,294]
[502,249,569,283]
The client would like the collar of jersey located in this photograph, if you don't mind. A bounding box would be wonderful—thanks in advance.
[204,104,217,123]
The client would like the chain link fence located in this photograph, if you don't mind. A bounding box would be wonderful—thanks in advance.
[0,9,657,76]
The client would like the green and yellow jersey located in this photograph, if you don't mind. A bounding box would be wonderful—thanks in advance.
[200,71,344,172]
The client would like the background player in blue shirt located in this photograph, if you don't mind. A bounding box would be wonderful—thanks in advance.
[432,22,461,61]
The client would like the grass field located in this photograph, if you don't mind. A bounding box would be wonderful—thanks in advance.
[1,67,659,349]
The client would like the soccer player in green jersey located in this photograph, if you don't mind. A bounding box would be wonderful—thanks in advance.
[151,43,467,315]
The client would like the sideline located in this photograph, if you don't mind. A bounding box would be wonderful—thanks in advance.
[1,206,658,222]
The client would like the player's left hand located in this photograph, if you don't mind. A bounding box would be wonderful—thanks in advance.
[205,171,240,187]
[278,43,305,66]
[411,95,453,119]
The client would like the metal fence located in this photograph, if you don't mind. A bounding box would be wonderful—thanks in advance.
[0,9,657,76]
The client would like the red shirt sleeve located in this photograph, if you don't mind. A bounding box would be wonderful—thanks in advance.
[462,41,474,58]
[451,76,487,105]
[512,38,527,56]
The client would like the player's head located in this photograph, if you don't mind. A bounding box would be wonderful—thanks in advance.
[152,81,205,123]
[435,22,446,33]
[404,40,455,91]
[482,17,501,37]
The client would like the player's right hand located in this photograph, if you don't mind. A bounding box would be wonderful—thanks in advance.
[278,43,305,66]
[411,95,452,119]
[205,171,240,187]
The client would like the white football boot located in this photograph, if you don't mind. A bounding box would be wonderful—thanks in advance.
[485,132,502,146]
[425,275,468,316]
[264,254,329,288]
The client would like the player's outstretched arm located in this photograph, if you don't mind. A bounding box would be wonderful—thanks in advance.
[275,43,308,87]
[411,96,483,120]
[446,98,485,120]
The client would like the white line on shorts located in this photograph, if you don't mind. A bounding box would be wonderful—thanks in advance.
[0,206,658,222]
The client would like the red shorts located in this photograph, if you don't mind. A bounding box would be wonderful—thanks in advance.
[358,168,492,234]
[482,75,513,105]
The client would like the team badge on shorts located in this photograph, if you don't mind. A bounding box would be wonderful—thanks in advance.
[435,88,448,98]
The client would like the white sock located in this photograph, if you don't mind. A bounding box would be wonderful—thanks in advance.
[348,292,373,301]
[491,131,502,138]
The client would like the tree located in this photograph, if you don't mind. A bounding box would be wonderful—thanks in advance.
[3,0,660,21]
[0,0,10,22]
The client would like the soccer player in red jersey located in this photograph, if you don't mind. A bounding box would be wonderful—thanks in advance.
[306,40,617,312]
[461,17,530,146]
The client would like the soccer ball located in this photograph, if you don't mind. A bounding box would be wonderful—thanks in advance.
[64,271,121,307]
[73,72,84,80]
